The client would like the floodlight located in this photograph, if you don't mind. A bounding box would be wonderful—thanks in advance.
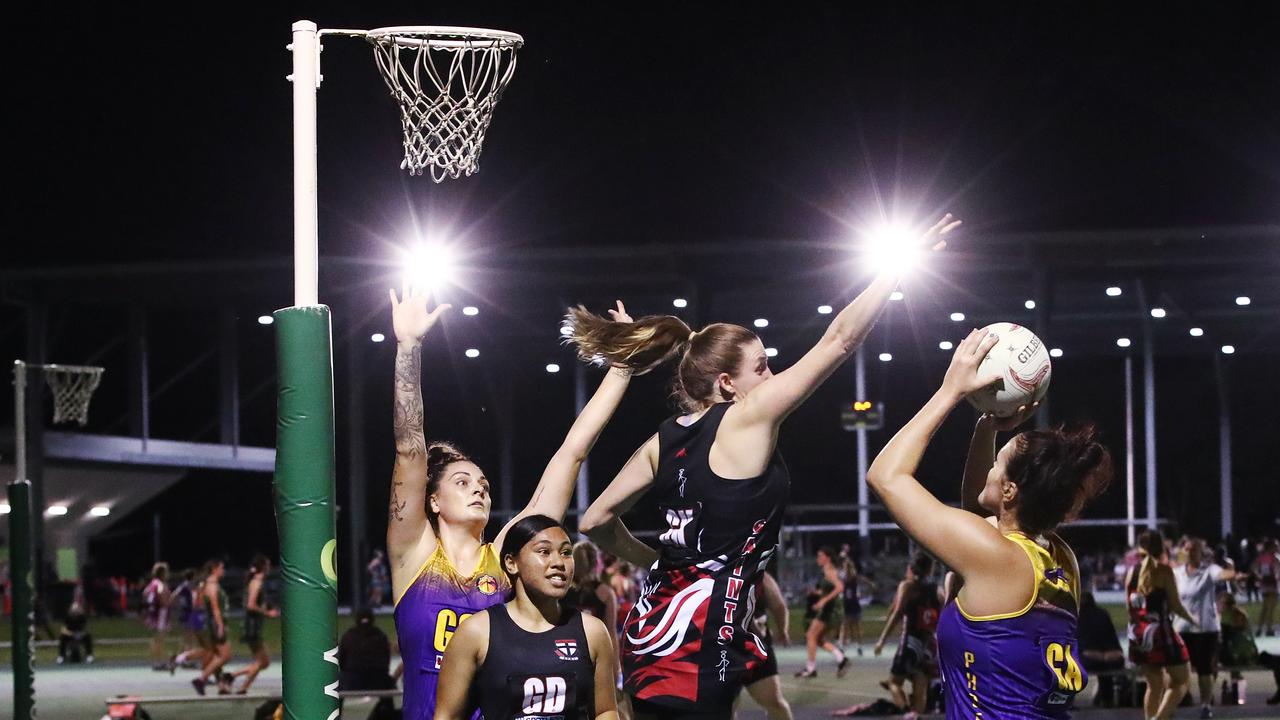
[371,333,386,343]
[753,318,769,328]
[950,312,965,322]
[673,298,688,309]
[90,506,111,517]
[1150,308,1166,318]
[878,352,893,362]
[1049,348,1064,358]
[404,242,458,292]
[1235,296,1251,306]
[1189,327,1204,337]
[865,225,922,274]
[765,348,778,358]
[48,505,68,516]
[939,341,954,350]
[817,305,833,315]
[1024,300,1036,310]
[1116,338,1131,348]
[559,326,573,336]
[463,306,479,316]
[1221,345,1235,355]
[545,364,561,373]
[0,504,10,514]
[890,291,905,301]
[464,348,480,358]
[1106,286,1122,297]
[258,315,274,325]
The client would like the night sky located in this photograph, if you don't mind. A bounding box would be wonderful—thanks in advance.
[4,3,1278,584]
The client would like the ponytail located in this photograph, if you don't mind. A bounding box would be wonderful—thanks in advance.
[1135,529,1164,596]
[563,305,691,376]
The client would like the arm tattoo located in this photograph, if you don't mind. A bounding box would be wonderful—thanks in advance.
[389,479,407,522]
[391,344,425,523]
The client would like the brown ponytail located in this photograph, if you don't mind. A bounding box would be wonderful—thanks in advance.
[1135,529,1164,596]
[564,305,692,376]
[564,307,762,412]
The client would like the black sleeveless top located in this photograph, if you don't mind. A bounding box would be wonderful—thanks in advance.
[476,604,595,720]
[901,581,941,641]
[621,401,790,710]
[652,402,790,570]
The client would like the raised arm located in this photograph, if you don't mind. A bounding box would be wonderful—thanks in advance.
[496,302,635,550]
[732,215,961,429]
[867,328,1022,580]
[580,434,661,569]
[387,286,451,578]
[961,404,1040,514]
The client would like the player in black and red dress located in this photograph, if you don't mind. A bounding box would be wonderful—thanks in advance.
[572,213,961,720]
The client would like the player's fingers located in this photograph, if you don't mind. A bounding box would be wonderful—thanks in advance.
[940,219,963,235]
[389,287,399,307]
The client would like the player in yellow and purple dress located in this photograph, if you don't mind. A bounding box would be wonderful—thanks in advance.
[387,290,637,720]
[868,328,1113,719]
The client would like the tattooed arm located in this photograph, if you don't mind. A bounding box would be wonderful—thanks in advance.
[387,285,451,592]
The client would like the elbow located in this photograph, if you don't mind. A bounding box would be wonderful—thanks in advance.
[579,508,611,539]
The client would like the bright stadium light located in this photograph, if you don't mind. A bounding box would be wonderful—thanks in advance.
[865,225,922,274]
[950,312,966,322]
[0,503,10,514]
[1106,286,1123,297]
[1235,296,1251,306]
[1024,300,1036,310]
[47,505,68,517]
[673,298,688,309]
[817,305,833,315]
[90,506,111,517]
[765,347,779,358]
[404,241,458,292]
[1049,348,1064,358]
[559,325,573,337]
[939,341,954,350]
[462,306,479,316]
[1150,307,1167,318]
[465,348,480,358]
[1221,345,1235,355]
[1189,327,1204,337]
[257,315,274,325]
[890,291,905,301]
[1116,337,1131,348]
[545,363,561,373]
[878,352,893,362]
[370,333,386,343]
[753,318,769,328]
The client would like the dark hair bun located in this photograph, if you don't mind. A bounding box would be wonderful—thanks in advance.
[1007,424,1113,535]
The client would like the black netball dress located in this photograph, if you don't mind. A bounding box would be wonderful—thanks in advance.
[474,605,597,720]
[622,402,790,713]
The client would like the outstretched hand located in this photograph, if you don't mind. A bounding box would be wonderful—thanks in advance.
[942,328,1004,398]
[922,213,963,253]
[607,300,633,324]
[390,283,451,347]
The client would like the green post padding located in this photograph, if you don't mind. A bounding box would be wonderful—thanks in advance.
[273,305,339,720]
[8,480,36,719]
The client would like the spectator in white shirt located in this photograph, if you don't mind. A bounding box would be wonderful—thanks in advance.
[1173,538,1245,718]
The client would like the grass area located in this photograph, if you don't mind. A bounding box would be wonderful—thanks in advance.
[2,601,1265,666]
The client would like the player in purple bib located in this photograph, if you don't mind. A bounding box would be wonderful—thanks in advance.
[868,328,1113,719]
[388,290,637,720]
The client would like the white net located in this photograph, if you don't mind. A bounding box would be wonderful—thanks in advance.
[44,365,104,426]
[368,27,523,182]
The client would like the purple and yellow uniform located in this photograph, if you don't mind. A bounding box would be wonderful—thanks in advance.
[395,542,510,720]
[936,532,1086,719]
